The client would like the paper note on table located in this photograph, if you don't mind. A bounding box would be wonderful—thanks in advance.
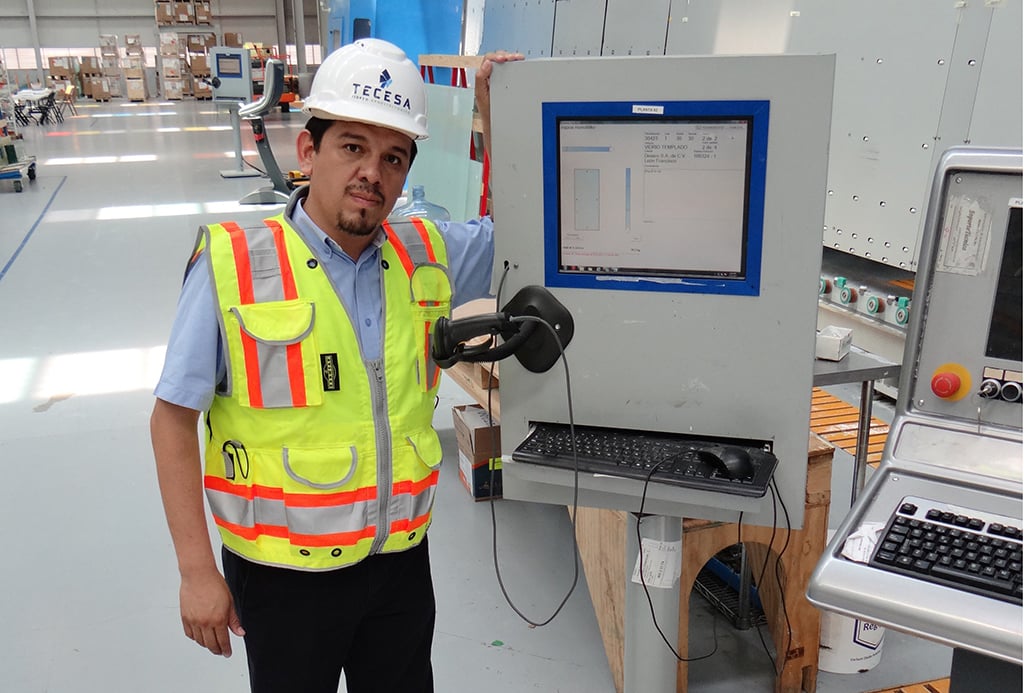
[841,522,886,563]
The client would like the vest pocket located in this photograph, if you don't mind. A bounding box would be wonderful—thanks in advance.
[228,299,324,409]
[278,445,374,563]
[408,264,452,391]
[406,429,443,471]
[282,445,359,490]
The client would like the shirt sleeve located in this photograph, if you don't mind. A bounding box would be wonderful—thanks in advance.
[153,256,222,412]
[439,216,495,308]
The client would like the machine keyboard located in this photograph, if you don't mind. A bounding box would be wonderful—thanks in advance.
[869,496,1023,605]
[511,422,778,498]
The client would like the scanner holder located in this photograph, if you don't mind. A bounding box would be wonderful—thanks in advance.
[431,285,574,373]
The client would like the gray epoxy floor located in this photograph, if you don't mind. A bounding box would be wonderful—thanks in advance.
[0,99,952,692]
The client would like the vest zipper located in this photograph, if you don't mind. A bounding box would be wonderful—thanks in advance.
[368,358,392,555]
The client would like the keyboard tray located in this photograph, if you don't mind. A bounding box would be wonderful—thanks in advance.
[512,422,778,498]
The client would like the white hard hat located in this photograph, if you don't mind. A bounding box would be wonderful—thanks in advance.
[303,39,428,140]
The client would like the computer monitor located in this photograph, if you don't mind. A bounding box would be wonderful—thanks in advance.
[542,100,769,296]
[986,203,1022,363]
[215,54,244,79]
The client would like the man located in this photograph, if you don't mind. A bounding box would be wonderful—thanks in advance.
[151,39,522,693]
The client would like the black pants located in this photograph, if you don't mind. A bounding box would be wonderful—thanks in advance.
[222,539,436,693]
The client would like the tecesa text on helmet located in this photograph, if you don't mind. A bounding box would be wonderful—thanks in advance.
[351,83,412,111]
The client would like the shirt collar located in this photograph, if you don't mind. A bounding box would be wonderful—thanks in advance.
[285,186,386,262]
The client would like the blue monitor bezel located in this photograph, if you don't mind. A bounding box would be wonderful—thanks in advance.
[541,99,770,296]
[215,53,245,79]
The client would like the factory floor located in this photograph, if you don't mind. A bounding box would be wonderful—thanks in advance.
[0,99,953,692]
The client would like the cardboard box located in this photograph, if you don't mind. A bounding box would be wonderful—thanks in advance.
[99,34,118,50]
[189,55,209,76]
[163,78,183,100]
[159,32,180,56]
[452,404,502,500]
[815,326,853,362]
[162,56,182,78]
[223,32,243,47]
[90,77,111,101]
[194,1,212,24]
[126,78,146,101]
[80,56,101,74]
[123,56,145,79]
[458,450,502,501]
[453,404,500,460]
[123,34,143,54]
[155,2,174,25]
[187,33,214,53]
[173,2,195,23]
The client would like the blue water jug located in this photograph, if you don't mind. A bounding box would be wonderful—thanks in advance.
[390,185,451,223]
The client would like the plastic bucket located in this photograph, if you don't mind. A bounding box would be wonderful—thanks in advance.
[818,530,885,673]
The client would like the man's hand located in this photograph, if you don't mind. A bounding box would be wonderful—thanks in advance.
[474,50,525,163]
[180,567,245,657]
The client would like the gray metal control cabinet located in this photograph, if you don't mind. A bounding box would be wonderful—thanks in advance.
[488,54,834,528]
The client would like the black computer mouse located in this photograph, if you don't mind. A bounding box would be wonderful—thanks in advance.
[701,446,755,480]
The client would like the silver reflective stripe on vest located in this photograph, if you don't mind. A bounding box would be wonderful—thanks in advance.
[241,225,286,303]
[206,487,377,537]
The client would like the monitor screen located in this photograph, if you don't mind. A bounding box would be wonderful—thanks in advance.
[216,54,243,79]
[542,100,769,295]
[985,201,1023,362]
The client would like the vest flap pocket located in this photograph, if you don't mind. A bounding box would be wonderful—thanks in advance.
[232,300,315,345]
[282,446,358,490]
[406,429,443,470]
[410,264,452,305]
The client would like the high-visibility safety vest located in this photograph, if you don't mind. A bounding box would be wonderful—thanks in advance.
[197,203,452,571]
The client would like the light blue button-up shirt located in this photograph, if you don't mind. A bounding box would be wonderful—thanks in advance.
[155,192,495,412]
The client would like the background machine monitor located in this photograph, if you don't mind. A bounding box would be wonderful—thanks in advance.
[209,46,253,102]
[488,54,835,528]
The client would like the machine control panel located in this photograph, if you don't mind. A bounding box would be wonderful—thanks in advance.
[909,178,1022,428]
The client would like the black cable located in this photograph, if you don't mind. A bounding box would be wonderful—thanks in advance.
[487,313,581,626]
[635,465,720,662]
[769,477,794,670]
[753,483,780,670]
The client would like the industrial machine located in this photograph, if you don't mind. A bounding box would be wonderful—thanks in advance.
[472,52,833,692]
[808,147,1022,688]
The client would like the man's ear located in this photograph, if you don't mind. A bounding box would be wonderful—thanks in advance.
[296,130,315,175]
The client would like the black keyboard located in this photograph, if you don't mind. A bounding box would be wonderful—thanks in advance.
[511,422,778,498]
[870,496,1023,605]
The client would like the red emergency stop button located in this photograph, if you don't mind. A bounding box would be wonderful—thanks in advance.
[931,372,962,398]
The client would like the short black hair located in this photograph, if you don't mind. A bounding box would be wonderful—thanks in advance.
[304,116,417,167]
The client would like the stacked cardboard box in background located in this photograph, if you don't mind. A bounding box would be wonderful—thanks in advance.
[159,31,186,99]
[452,404,503,501]
[194,1,212,24]
[96,34,120,100]
[123,35,146,102]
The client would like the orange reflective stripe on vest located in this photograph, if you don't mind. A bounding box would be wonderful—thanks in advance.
[222,220,309,409]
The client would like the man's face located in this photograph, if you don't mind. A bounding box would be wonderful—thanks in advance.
[298,120,414,239]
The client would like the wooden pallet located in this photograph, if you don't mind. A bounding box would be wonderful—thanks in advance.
[810,387,890,465]
[864,678,950,693]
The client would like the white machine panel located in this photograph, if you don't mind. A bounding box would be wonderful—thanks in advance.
[488,54,834,527]
[550,0,606,57]
[479,0,1022,272]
